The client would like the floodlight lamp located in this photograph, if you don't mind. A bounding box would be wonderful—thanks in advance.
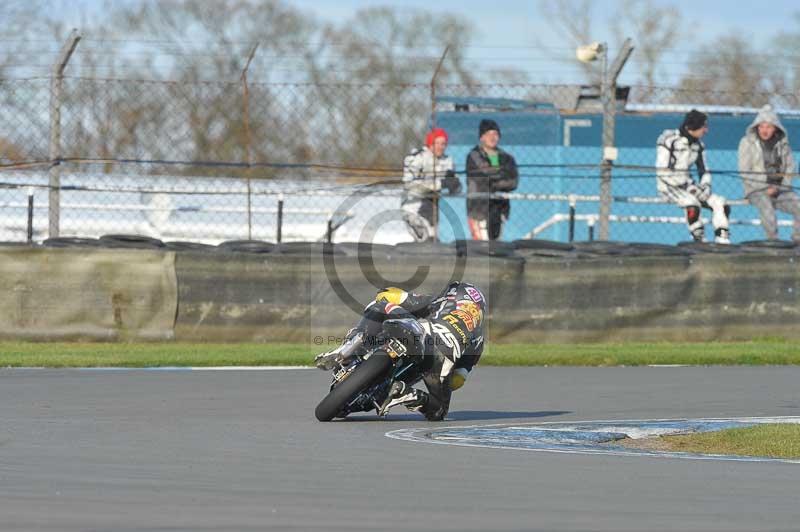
[576,42,605,63]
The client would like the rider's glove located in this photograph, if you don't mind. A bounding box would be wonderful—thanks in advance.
[696,183,711,202]
[444,170,462,195]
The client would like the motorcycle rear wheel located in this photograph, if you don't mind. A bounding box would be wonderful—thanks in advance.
[315,352,393,422]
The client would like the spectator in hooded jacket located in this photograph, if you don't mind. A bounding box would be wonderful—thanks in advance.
[738,104,800,241]
[465,119,519,240]
[656,109,731,243]
[402,128,461,242]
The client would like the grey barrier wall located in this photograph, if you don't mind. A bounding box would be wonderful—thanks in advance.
[1,246,798,343]
[0,248,177,341]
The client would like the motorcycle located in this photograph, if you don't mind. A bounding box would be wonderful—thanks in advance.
[314,319,428,422]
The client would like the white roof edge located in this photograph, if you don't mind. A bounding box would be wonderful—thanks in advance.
[625,103,800,117]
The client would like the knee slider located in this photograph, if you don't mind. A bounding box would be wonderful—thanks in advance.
[686,206,700,224]
[724,204,731,217]
[450,368,469,391]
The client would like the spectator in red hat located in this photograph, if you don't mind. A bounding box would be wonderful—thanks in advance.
[401,128,461,241]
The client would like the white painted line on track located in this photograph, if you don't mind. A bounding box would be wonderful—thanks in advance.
[386,416,800,464]
[4,366,314,371]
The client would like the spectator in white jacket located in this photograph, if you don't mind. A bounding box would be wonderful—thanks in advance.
[401,128,461,241]
[656,109,731,243]
[738,104,800,241]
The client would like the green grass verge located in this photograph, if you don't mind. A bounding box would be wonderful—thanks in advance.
[658,424,800,459]
[0,340,798,367]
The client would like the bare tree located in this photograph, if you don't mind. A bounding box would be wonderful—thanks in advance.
[0,1,527,177]
[0,1,70,161]
[675,34,777,107]
[302,7,493,169]
[610,0,680,102]
[93,0,321,176]
[767,12,800,108]
[537,0,601,85]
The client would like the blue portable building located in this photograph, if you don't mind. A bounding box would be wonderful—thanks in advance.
[434,96,800,243]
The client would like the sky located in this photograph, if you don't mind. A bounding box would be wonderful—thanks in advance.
[287,0,800,84]
[21,0,800,85]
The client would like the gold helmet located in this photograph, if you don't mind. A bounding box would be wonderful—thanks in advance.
[375,287,408,305]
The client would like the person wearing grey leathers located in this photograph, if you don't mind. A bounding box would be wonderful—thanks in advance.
[738,105,800,241]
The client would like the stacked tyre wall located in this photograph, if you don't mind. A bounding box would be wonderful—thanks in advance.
[1,236,798,343]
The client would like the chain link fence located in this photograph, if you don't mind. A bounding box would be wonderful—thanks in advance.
[2,75,799,245]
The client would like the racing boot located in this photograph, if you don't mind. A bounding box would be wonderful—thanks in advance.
[714,228,730,244]
[378,381,426,416]
[314,330,364,370]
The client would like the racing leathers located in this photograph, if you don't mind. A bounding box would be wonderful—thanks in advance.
[402,147,460,242]
[656,127,731,243]
[317,283,486,421]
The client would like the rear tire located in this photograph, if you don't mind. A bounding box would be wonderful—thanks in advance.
[315,352,393,422]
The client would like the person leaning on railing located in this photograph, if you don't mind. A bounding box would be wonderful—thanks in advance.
[465,119,519,241]
[738,104,800,242]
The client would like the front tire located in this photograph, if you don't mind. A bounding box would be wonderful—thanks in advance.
[315,352,393,422]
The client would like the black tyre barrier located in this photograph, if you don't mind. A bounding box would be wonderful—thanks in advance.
[512,239,574,252]
[0,241,37,247]
[273,242,345,255]
[736,239,798,256]
[393,241,456,256]
[453,240,517,258]
[677,241,743,254]
[164,241,217,251]
[622,243,693,257]
[42,237,103,248]
[738,239,797,249]
[514,247,576,258]
[337,242,395,259]
[216,240,275,254]
[99,234,166,249]
[571,241,630,256]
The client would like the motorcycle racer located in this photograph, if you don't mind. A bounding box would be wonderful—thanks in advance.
[315,282,486,421]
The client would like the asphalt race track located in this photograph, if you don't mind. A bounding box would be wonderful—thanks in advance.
[1,366,799,531]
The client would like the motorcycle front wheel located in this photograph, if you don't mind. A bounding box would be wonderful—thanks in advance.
[314,351,393,422]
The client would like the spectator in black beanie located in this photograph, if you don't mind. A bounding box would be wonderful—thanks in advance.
[465,119,519,240]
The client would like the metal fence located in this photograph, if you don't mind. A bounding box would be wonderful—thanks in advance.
[2,70,800,245]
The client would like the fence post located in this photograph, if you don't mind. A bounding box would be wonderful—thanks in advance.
[27,191,34,243]
[241,42,259,240]
[568,194,576,242]
[276,194,284,244]
[598,38,634,241]
[48,29,80,239]
[429,45,449,243]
